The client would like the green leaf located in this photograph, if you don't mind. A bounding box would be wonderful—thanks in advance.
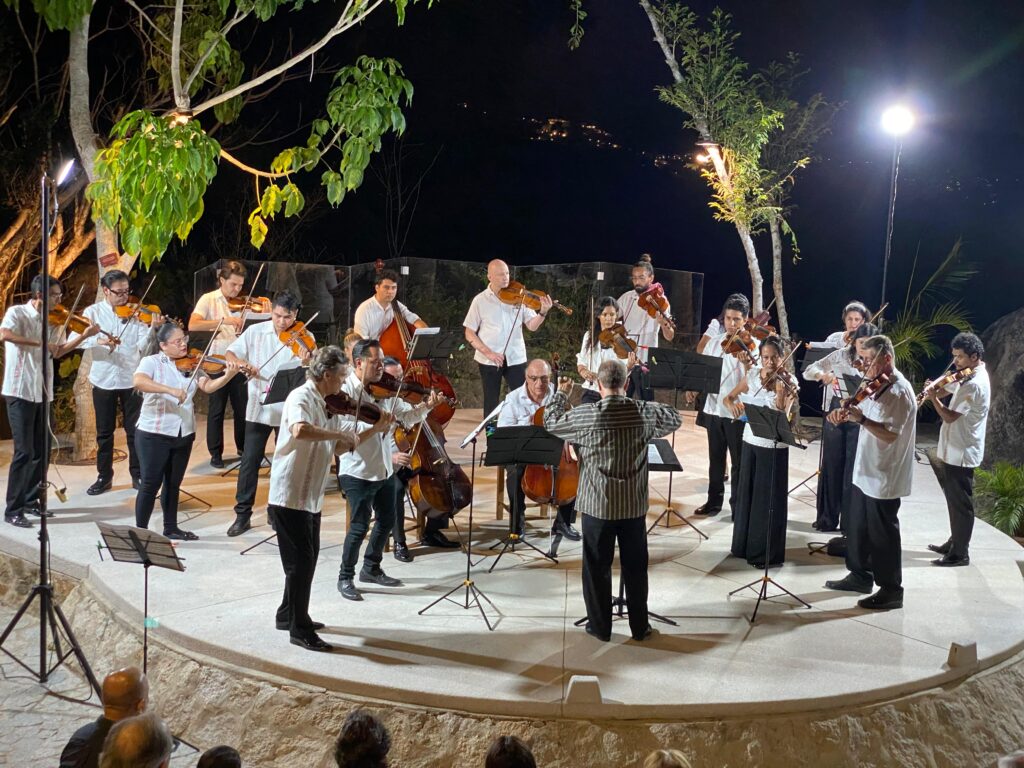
[249,212,268,249]
[282,183,305,217]
[260,184,283,218]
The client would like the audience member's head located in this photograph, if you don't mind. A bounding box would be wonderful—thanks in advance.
[334,709,391,768]
[99,712,173,768]
[101,666,149,722]
[643,749,693,768]
[198,744,243,767]
[484,735,536,768]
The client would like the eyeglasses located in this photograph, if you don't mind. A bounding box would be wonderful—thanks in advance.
[526,375,551,383]
[106,288,131,297]
[167,336,189,345]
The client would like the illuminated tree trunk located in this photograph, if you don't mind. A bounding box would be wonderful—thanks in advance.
[768,214,790,341]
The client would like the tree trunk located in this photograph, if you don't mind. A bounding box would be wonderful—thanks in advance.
[768,214,790,341]
[735,222,763,314]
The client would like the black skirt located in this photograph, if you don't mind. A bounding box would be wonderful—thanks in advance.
[731,441,789,566]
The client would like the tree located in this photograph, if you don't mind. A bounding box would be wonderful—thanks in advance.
[370,137,442,261]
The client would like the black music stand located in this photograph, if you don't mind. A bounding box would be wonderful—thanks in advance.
[728,402,811,622]
[573,570,679,629]
[646,349,721,534]
[407,327,462,364]
[96,523,186,673]
[485,426,562,571]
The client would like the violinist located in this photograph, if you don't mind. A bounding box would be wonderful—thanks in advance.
[223,291,308,537]
[802,322,879,532]
[617,255,674,399]
[924,333,991,568]
[463,259,552,419]
[577,297,637,405]
[132,322,241,541]
[335,339,443,602]
[189,260,270,468]
[724,336,798,568]
[824,335,916,610]
[807,301,870,350]
[2,276,99,528]
[693,294,751,517]
[74,268,165,497]
[497,359,579,541]
[353,270,427,340]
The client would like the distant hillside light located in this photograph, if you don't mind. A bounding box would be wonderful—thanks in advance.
[881,105,915,136]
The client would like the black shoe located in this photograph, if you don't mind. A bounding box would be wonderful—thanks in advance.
[693,504,720,517]
[927,541,952,555]
[420,530,460,549]
[227,515,251,537]
[86,478,112,496]
[338,579,362,601]
[824,575,873,594]
[132,477,141,490]
[555,520,581,541]
[584,623,610,642]
[4,514,32,528]
[22,502,52,518]
[209,455,225,469]
[858,589,904,610]
[289,633,333,652]
[277,620,325,631]
[393,543,414,562]
[359,569,402,587]
[932,553,970,567]
[632,625,656,642]
[164,528,199,541]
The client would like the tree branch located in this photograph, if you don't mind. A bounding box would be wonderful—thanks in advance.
[220,148,289,179]
[123,0,172,44]
[183,9,249,94]
[170,0,186,108]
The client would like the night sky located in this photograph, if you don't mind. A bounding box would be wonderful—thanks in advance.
[198,0,1024,343]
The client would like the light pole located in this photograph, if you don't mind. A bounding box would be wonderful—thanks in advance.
[879,104,915,314]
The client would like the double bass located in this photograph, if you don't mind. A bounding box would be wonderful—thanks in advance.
[393,417,473,522]
[521,354,579,507]
[378,314,458,427]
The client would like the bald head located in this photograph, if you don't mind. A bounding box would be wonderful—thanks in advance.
[486,260,510,291]
[524,358,552,404]
[102,667,148,720]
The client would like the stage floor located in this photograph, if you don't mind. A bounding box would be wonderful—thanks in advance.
[1,410,1023,720]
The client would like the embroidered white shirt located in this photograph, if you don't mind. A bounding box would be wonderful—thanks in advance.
[192,289,270,355]
[618,289,672,363]
[497,382,554,427]
[1,301,63,402]
[463,288,537,367]
[135,353,202,437]
[936,364,990,468]
[226,321,307,427]
[72,301,153,390]
[576,332,623,393]
[353,297,420,340]
[701,332,749,420]
[852,370,917,499]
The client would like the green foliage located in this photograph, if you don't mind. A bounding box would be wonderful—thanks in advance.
[568,0,586,50]
[976,462,1024,537]
[4,0,91,32]
[86,110,221,268]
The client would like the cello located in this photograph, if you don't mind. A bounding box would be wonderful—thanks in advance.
[521,354,579,506]
[378,311,458,427]
[393,416,473,522]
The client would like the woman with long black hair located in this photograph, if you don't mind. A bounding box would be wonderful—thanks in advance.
[576,296,637,404]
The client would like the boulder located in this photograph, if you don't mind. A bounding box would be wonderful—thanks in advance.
[981,307,1024,465]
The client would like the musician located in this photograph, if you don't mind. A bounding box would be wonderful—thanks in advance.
[2,276,98,528]
[267,346,360,652]
[617,255,675,401]
[463,259,552,419]
[223,291,309,537]
[802,322,879,532]
[577,297,637,405]
[497,358,579,541]
[925,332,990,567]
[725,336,798,567]
[824,335,916,610]
[75,269,165,496]
[132,322,241,540]
[336,339,443,602]
[694,293,750,517]
[543,359,682,641]
[806,301,870,350]
[353,270,427,340]
[189,260,269,468]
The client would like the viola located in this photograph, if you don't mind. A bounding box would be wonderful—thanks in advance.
[278,321,316,359]
[636,283,675,328]
[840,373,892,412]
[378,314,458,427]
[394,417,472,520]
[521,354,579,507]
[48,305,120,345]
[497,281,573,316]
[917,367,975,406]
[598,323,638,360]
[226,296,272,314]
[114,298,162,325]
[324,392,382,425]
[174,348,240,376]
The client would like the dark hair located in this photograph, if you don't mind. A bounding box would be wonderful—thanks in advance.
[374,269,400,287]
[197,745,242,768]
[155,321,184,344]
[30,274,61,295]
[842,301,869,321]
[632,254,654,276]
[307,345,348,382]
[951,332,984,360]
[590,296,622,346]
[759,334,785,357]
[351,338,380,361]
[862,334,895,360]
[722,293,750,317]
[101,270,130,289]
[333,710,390,768]
[381,356,400,368]
[485,736,537,768]
[845,322,879,363]
[272,290,301,314]
[217,260,247,281]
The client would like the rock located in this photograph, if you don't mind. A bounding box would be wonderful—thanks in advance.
[981,307,1024,465]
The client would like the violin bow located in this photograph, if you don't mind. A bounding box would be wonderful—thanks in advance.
[256,310,320,377]
[56,285,85,342]
[498,283,526,364]
[183,318,224,397]
[237,262,266,328]
[113,274,157,342]
[750,339,800,398]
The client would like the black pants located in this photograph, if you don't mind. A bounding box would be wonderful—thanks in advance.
[233,421,276,518]
[390,478,448,545]
[269,505,321,639]
[206,374,247,458]
[627,365,653,401]
[479,362,527,422]
[505,464,575,533]
[92,386,142,482]
[134,430,194,532]
[731,442,789,566]
[928,453,975,558]
[339,474,398,580]
[704,414,744,512]
[817,399,859,531]
[846,485,902,592]
[4,397,45,516]
[581,515,648,639]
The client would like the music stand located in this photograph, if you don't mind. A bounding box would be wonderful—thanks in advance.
[645,349,721,534]
[484,426,563,571]
[727,402,811,622]
[788,347,834,499]
[96,523,185,673]
[407,327,462,363]
[420,405,504,630]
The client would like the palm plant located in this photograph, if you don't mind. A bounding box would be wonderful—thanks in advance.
[976,462,1024,538]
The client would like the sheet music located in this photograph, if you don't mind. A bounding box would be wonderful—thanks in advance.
[413,326,440,336]
[647,443,662,464]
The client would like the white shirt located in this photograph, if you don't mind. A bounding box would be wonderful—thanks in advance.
[936,364,990,468]
[72,301,153,390]
[618,289,671,363]
[701,332,748,420]
[336,372,429,481]
[463,288,537,367]
[803,347,863,406]
[497,382,554,427]
[702,318,722,339]
[740,367,786,450]
[192,289,270,355]
[225,321,306,427]
[1,301,63,402]
[268,380,341,514]
[135,353,203,437]
[576,332,622,393]
[353,297,420,340]
[806,331,845,350]
[852,370,917,500]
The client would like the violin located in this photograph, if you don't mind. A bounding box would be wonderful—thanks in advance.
[324,392,382,425]
[174,349,240,376]
[114,298,162,325]
[366,371,458,410]
[226,296,272,314]
[636,283,675,328]
[598,323,638,360]
[47,305,120,345]
[497,281,573,316]
[723,311,777,365]
[761,365,800,400]
[840,373,892,412]
[917,367,975,406]
[394,417,472,520]
[278,321,316,359]
[521,354,579,507]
